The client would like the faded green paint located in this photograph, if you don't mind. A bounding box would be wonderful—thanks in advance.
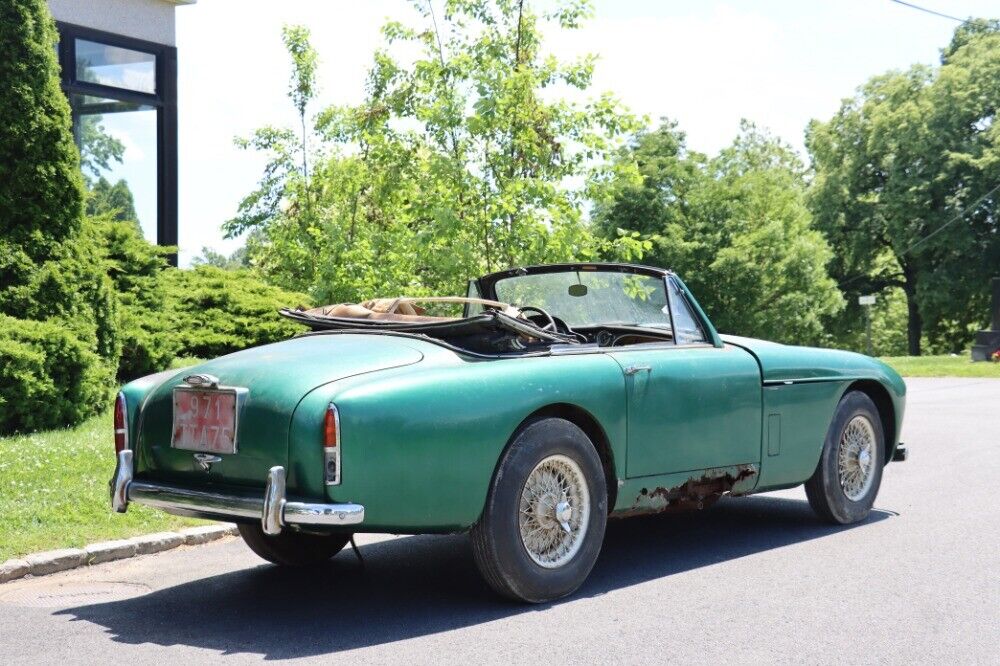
[767,414,781,457]
[608,344,761,477]
[305,343,628,531]
[119,288,906,533]
[756,380,850,488]
[131,336,422,492]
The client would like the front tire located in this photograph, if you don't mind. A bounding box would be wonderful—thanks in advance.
[238,523,351,566]
[471,417,607,603]
[805,391,885,524]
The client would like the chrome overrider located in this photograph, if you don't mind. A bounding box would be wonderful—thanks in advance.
[110,450,364,535]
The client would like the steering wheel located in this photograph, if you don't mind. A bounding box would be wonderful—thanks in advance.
[517,306,557,332]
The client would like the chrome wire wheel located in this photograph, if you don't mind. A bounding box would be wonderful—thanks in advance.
[838,415,878,501]
[518,454,591,569]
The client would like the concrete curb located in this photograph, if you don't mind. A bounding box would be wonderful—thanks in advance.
[0,523,239,584]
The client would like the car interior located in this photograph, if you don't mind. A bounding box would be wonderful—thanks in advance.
[280,266,703,355]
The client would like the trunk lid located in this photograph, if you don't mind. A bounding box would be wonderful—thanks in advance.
[135,334,423,490]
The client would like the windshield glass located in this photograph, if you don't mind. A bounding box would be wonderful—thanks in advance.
[492,270,672,329]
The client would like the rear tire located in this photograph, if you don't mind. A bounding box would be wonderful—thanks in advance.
[238,523,351,566]
[471,417,607,603]
[805,391,885,524]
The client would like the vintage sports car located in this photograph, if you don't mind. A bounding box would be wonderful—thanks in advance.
[111,263,907,602]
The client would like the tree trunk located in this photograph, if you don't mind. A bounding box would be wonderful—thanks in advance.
[901,264,922,356]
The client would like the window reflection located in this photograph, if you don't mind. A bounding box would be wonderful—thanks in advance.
[72,95,158,240]
[75,39,156,94]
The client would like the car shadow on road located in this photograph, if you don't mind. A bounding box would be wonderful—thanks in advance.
[58,495,892,659]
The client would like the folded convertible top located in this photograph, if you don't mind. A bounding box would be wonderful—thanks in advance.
[279,307,579,353]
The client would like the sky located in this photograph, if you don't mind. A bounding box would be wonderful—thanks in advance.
[172,0,999,266]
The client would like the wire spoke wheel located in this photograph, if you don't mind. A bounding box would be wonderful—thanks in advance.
[518,454,590,568]
[837,415,877,501]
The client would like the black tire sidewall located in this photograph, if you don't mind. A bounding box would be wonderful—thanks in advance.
[482,417,607,603]
[816,392,885,523]
[238,523,351,566]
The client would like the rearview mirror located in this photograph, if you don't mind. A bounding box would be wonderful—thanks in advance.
[568,284,588,297]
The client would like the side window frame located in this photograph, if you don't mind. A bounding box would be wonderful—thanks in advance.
[463,280,483,318]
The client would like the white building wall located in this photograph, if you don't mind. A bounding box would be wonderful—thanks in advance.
[48,0,187,46]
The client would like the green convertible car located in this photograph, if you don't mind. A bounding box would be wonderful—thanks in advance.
[111,262,907,602]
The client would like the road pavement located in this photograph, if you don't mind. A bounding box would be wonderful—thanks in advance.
[1,377,997,664]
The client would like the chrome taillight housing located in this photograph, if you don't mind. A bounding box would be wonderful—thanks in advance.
[323,403,341,485]
[114,391,129,454]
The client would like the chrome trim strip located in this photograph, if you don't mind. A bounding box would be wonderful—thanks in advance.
[111,456,365,530]
[761,376,860,386]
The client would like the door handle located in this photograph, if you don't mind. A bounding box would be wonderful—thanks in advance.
[624,365,652,376]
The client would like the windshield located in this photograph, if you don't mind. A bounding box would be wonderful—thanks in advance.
[492,270,672,329]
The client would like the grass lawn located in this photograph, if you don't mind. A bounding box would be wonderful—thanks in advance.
[879,354,1000,378]
[0,411,206,563]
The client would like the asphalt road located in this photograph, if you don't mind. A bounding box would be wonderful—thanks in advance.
[1,377,997,665]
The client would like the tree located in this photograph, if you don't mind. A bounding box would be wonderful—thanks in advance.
[226,1,643,304]
[0,0,119,433]
[594,120,843,345]
[0,0,85,260]
[78,114,125,182]
[807,20,1000,355]
[191,246,249,270]
[86,176,139,223]
[282,24,319,182]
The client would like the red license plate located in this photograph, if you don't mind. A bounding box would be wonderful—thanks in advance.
[171,388,238,453]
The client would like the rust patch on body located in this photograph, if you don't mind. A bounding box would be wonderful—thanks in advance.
[613,464,757,518]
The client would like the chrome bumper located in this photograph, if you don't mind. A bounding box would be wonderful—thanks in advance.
[110,450,364,535]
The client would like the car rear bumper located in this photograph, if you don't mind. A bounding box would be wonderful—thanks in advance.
[110,450,364,535]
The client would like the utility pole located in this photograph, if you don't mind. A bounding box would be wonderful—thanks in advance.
[858,294,876,356]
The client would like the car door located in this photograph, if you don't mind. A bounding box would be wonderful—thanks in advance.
[609,278,762,478]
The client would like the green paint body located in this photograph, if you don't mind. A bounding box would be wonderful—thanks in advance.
[121,281,906,533]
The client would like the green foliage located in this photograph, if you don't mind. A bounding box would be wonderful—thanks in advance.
[86,177,138,223]
[79,114,125,181]
[0,1,128,434]
[0,315,112,434]
[191,246,249,270]
[227,1,643,304]
[594,120,843,344]
[283,25,319,122]
[91,215,178,379]
[162,266,310,359]
[0,0,85,261]
[807,20,1000,354]
[0,0,117,357]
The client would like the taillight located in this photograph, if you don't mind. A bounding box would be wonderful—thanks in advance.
[114,391,129,454]
[323,404,341,485]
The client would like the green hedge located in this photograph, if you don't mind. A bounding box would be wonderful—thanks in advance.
[93,215,178,380]
[0,315,112,434]
[162,266,310,359]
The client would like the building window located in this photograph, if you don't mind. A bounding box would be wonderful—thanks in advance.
[56,23,178,260]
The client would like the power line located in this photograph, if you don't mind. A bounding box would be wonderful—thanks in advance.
[839,180,1000,289]
[888,0,971,25]
[898,181,1000,256]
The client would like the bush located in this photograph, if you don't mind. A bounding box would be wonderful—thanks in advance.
[0,1,122,435]
[91,215,178,379]
[162,266,310,359]
[0,315,112,434]
[0,0,84,258]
